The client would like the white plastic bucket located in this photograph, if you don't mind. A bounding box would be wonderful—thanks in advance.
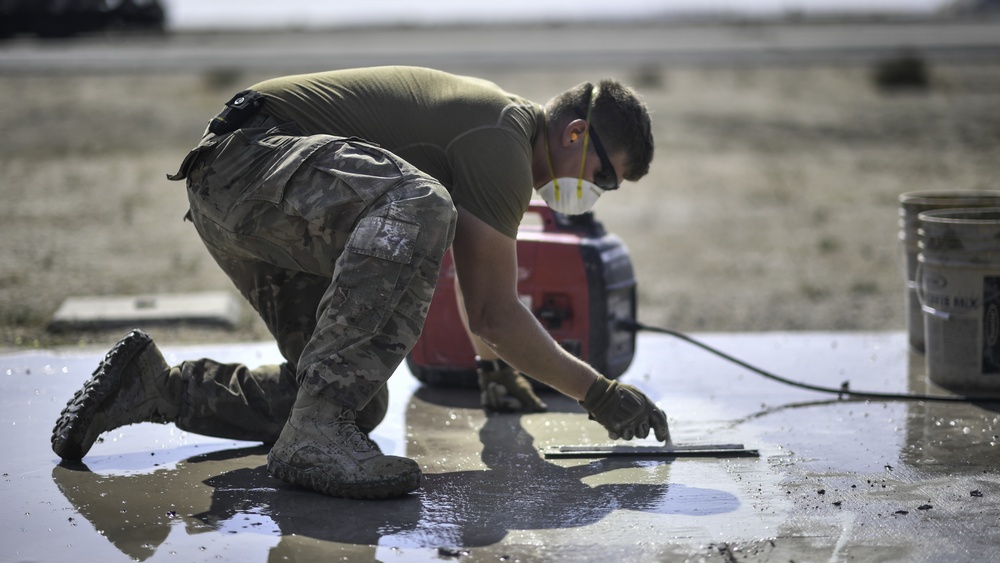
[918,207,1000,392]
[899,190,1000,352]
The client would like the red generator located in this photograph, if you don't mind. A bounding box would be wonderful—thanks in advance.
[406,201,638,387]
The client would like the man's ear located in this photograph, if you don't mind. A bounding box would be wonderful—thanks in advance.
[561,118,588,147]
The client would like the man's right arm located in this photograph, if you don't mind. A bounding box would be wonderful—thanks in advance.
[451,206,670,442]
[450,206,600,400]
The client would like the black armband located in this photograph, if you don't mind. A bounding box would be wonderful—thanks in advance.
[208,90,265,135]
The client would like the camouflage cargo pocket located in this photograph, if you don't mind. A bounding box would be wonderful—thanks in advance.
[325,216,421,334]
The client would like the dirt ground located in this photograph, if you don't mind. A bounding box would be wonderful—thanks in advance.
[2,49,999,351]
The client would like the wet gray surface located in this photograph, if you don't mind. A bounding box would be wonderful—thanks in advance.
[2,331,999,562]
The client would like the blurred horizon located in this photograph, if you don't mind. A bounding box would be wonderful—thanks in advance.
[162,0,954,30]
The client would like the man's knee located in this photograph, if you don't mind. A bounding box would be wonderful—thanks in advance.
[390,178,457,251]
[422,182,458,247]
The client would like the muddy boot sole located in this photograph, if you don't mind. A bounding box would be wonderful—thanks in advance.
[51,329,154,461]
[266,450,421,499]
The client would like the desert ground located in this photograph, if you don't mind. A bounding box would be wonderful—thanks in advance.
[1,28,999,352]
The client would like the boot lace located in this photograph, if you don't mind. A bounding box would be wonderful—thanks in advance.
[332,418,375,453]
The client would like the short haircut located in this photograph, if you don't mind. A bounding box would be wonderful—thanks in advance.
[546,79,654,181]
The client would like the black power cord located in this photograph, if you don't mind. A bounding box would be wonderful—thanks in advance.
[619,319,1000,404]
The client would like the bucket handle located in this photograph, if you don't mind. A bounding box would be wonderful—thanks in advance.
[897,234,914,290]
[915,261,951,320]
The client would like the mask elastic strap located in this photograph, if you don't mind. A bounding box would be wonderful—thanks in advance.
[543,119,561,200]
[576,85,597,198]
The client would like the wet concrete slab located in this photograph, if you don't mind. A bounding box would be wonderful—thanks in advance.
[2,331,999,562]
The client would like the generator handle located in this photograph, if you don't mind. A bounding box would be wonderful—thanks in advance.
[526,200,605,237]
[527,200,559,232]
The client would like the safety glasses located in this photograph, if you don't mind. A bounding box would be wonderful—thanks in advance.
[573,98,619,192]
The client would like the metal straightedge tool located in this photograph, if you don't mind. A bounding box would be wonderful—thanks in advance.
[542,443,759,459]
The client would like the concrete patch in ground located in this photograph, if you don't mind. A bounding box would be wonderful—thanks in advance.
[48,291,243,331]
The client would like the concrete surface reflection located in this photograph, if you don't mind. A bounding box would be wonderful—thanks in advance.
[51,447,276,561]
[52,445,423,561]
[903,348,1000,469]
[6,332,1000,562]
[49,383,738,562]
[401,386,738,549]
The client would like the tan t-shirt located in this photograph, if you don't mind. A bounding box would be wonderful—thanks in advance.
[250,66,543,239]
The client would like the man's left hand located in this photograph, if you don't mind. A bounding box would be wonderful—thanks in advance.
[477,359,548,413]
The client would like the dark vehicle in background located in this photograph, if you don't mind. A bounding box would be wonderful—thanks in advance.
[0,0,165,38]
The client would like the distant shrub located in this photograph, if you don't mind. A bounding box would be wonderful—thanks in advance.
[203,69,244,93]
[632,64,666,90]
[872,52,930,92]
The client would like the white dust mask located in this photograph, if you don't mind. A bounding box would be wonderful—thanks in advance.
[537,177,604,215]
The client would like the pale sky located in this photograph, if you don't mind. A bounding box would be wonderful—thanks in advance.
[161,0,951,30]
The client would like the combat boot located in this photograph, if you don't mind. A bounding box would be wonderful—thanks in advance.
[267,388,420,499]
[52,329,179,461]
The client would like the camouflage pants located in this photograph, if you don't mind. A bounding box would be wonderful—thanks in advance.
[168,114,457,441]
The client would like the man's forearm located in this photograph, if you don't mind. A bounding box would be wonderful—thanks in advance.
[471,300,600,400]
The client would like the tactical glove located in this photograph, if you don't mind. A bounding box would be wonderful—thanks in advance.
[477,358,548,413]
[581,376,670,442]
